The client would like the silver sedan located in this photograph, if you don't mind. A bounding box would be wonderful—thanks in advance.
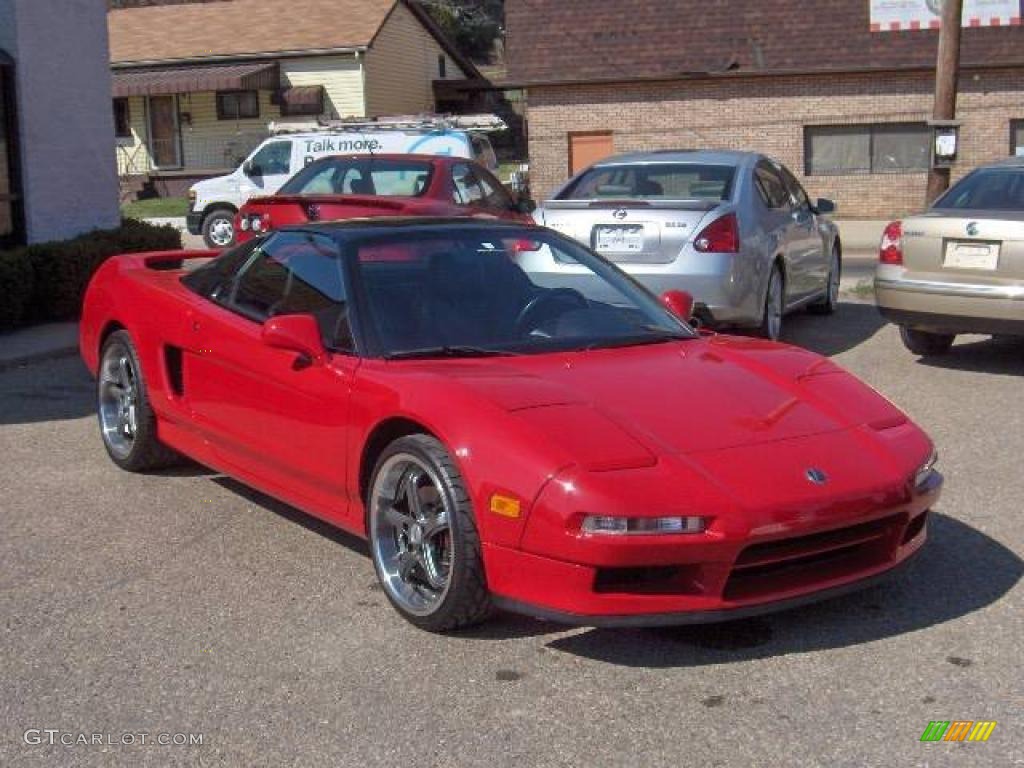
[533,150,841,339]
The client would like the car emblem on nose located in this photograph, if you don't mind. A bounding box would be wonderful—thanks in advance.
[306,203,321,221]
[806,468,828,485]
[966,221,979,236]
[613,208,628,220]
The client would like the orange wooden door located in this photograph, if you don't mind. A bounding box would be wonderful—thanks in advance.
[568,132,613,175]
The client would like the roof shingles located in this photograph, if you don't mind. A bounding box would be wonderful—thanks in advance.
[109,0,397,64]
[505,0,1024,84]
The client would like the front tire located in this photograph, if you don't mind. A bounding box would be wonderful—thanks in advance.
[97,331,179,471]
[808,245,840,315]
[899,326,955,356]
[201,208,236,249]
[367,434,491,632]
[758,264,785,341]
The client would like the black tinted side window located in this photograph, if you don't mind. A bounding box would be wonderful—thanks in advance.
[754,163,790,210]
[225,232,353,351]
[181,238,262,298]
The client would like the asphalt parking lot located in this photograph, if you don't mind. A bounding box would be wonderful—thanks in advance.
[1,299,1021,767]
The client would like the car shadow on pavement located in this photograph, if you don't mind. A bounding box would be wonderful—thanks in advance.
[543,513,1022,667]
[915,335,1024,375]
[212,476,370,558]
[778,300,887,358]
[0,356,95,425]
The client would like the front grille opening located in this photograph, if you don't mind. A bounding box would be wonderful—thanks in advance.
[725,514,904,602]
[901,511,928,545]
[594,565,701,595]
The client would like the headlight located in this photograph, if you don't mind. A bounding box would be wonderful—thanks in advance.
[914,447,939,489]
[581,515,706,535]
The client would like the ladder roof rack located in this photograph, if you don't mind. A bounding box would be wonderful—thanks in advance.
[269,113,507,136]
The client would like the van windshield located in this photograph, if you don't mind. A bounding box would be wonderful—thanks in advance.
[559,163,736,202]
[279,157,434,197]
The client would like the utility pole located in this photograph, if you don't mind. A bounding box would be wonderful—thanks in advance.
[925,0,963,206]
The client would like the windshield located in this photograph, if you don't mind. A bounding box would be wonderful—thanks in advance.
[933,168,1024,211]
[279,157,433,197]
[559,163,735,202]
[350,228,695,358]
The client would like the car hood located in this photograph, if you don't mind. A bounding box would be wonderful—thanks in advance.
[405,337,906,464]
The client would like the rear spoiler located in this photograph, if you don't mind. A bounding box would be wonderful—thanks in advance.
[246,194,411,211]
[541,199,718,212]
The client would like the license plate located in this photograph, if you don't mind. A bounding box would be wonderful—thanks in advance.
[944,241,999,270]
[595,225,643,253]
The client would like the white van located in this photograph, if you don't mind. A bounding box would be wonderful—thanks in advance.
[187,120,500,247]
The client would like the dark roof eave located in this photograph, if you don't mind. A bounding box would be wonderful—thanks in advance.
[499,60,1024,90]
[111,47,366,69]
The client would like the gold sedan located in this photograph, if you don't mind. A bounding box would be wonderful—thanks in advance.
[875,158,1024,356]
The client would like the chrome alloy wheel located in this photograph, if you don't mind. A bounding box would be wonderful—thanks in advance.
[98,342,139,459]
[370,454,453,616]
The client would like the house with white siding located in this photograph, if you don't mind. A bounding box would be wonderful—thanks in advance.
[109,0,480,195]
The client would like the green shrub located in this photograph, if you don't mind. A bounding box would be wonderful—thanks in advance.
[0,219,181,332]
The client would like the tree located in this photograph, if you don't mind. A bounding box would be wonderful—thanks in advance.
[420,0,504,62]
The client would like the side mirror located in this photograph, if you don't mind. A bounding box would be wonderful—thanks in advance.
[815,198,836,214]
[261,314,326,365]
[243,160,262,178]
[660,290,695,323]
[514,197,537,214]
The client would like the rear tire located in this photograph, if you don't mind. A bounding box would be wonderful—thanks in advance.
[97,331,180,472]
[201,208,236,249]
[808,245,840,315]
[367,434,492,632]
[899,326,955,356]
[758,265,785,341]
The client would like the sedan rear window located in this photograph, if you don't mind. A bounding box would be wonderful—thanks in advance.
[559,163,735,202]
[280,157,433,197]
[933,168,1024,211]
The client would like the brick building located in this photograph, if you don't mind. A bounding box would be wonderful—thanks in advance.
[505,1,1024,218]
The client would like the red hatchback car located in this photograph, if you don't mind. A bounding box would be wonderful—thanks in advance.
[235,154,534,243]
[80,219,941,632]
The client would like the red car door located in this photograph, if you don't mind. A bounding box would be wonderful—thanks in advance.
[184,231,359,525]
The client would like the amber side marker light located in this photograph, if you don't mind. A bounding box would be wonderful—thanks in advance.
[490,494,522,518]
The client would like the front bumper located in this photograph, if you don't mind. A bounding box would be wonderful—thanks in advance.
[875,273,1024,335]
[186,211,204,235]
[483,471,940,626]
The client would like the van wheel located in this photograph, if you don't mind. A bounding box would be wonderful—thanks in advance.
[202,209,236,249]
[899,327,955,356]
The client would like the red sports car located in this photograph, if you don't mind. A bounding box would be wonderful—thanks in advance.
[80,219,941,631]
[234,154,534,244]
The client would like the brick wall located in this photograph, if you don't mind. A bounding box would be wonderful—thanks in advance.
[526,69,1024,219]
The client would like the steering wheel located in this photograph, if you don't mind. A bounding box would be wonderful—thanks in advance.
[514,288,588,337]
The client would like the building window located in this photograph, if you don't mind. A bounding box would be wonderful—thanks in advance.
[113,98,131,138]
[1012,120,1024,157]
[438,54,447,79]
[216,90,259,121]
[805,123,930,175]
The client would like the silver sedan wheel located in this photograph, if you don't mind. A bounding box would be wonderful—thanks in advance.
[827,247,840,306]
[370,454,453,616]
[98,341,139,459]
[765,268,784,340]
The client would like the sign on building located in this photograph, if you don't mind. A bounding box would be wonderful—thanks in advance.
[870,0,1021,31]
